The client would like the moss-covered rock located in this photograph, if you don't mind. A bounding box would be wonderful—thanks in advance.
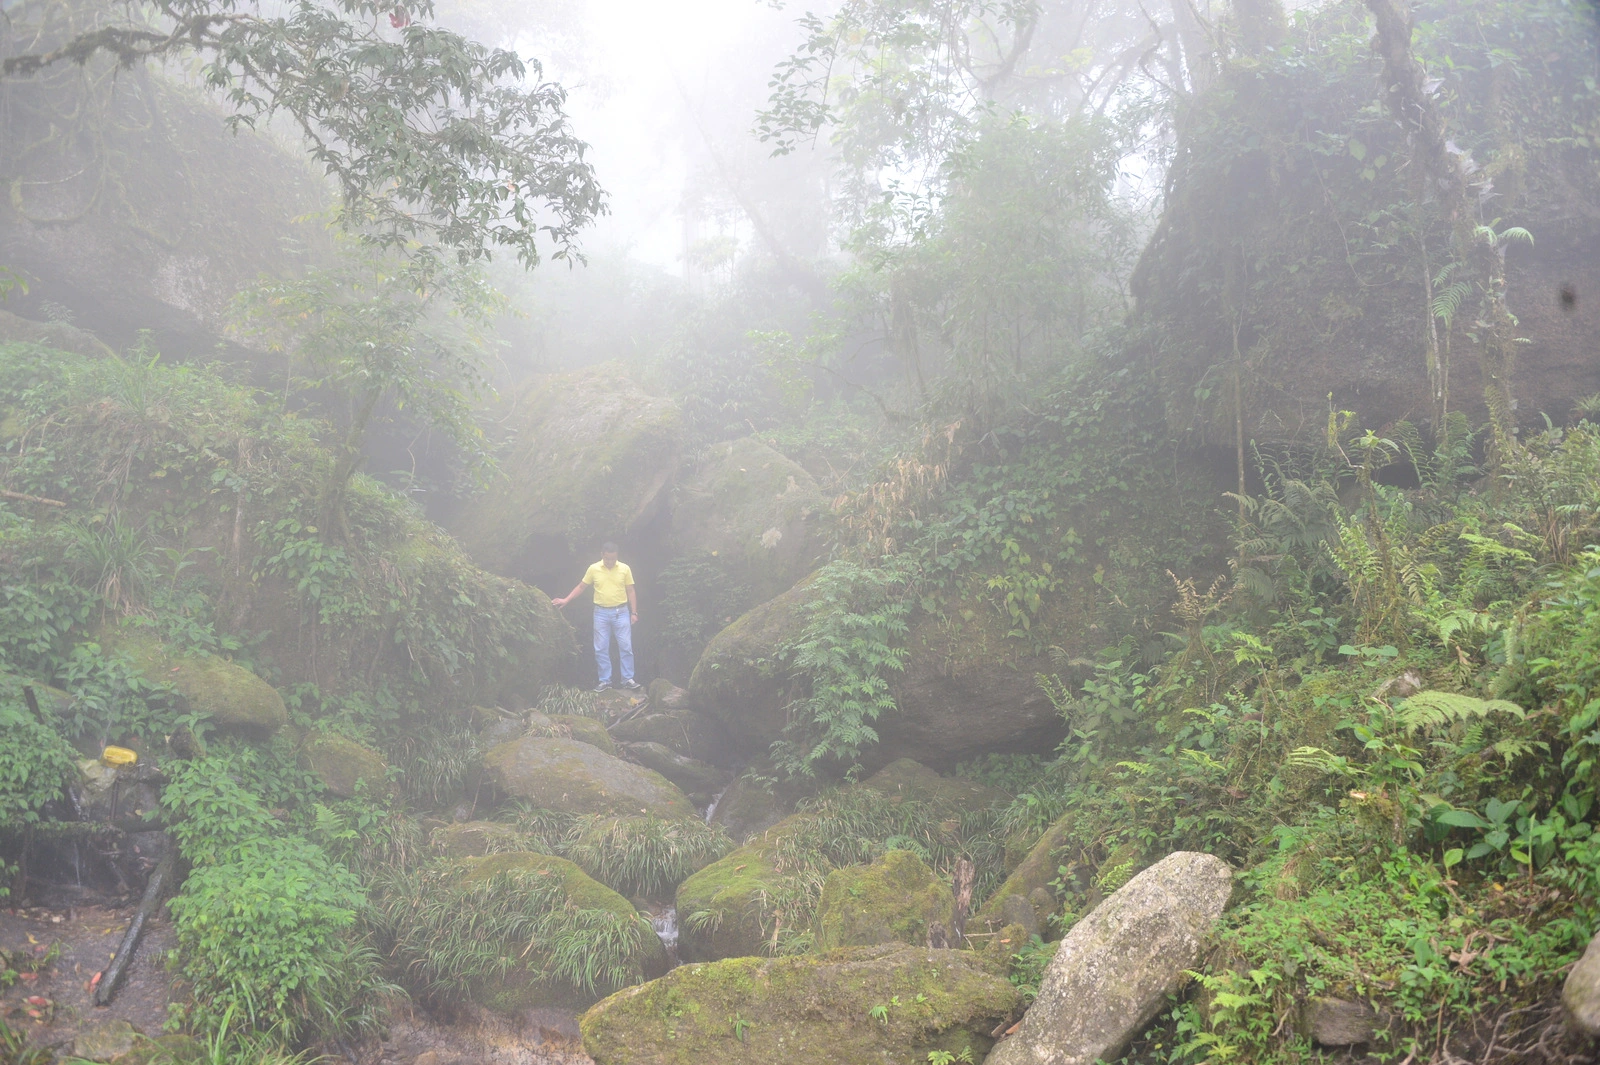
[669,437,826,603]
[298,732,388,798]
[618,741,729,797]
[814,849,954,950]
[610,706,735,766]
[674,834,788,962]
[484,736,696,819]
[686,574,818,750]
[580,944,1022,1065]
[0,311,115,360]
[858,758,1012,814]
[972,814,1071,936]
[448,368,682,588]
[110,631,286,737]
[706,764,819,845]
[430,820,526,857]
[530,712,615,755]
[451,851,668,1010]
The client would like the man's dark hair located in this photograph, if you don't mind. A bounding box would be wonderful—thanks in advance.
[602,541,619,553]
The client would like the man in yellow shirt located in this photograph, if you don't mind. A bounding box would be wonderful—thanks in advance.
[553,541,641,692]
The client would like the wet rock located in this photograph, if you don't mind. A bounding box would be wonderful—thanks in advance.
[1373,670,1425,701]
[111,632,286,737]
[475,708,526,749]
[549,713,616,755]
[619,741,730,795]
[430,820,525,858]
[668,436,826,603]
[449,369,682,588]
[1303,996,1381,1046]
[815,849,954,950]
[687,576,816,750]
[610,706,734,766]
[581,944,1022,1065]
[674,832,787,961]
[0,309,116,359]
[985,851,1233,1065]
[299,732,389,798]
[484,736,696,819]
[73,1019,139,1062]
[858,758,1012,814]
[1563,930,1600,1036]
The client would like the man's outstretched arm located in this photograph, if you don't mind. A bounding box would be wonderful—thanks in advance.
[553,581,588,607]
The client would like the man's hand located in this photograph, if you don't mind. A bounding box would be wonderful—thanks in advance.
[552,596,566,607]
[630,611,639,624]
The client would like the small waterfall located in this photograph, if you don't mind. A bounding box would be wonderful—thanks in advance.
[703,780,734,824]
[650,907,680,967]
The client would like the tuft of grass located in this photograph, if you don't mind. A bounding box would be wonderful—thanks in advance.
[373,866,648,1005]
[531,684,607,719]
[564,815,733,897]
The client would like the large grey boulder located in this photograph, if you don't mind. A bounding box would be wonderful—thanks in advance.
[985,851,1233,1065]
[483,736,696,819]
[1563,930,1600,1036]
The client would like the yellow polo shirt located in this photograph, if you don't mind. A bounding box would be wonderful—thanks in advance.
[583,561,634,607]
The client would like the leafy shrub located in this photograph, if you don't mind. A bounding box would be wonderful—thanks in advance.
[564,815,733,897]
[167,834,388,1041]
[0,685,76,827]
[161,756,282,867]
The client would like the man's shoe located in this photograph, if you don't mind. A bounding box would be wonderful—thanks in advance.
[620,679,643,691]
[593,683,612,693]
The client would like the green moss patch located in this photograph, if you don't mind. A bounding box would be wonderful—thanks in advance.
[814,849,954,950]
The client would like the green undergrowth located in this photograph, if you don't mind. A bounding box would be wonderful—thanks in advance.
[978,416,1600,1060]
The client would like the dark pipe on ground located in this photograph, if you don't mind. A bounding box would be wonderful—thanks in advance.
[94,848,175,1007]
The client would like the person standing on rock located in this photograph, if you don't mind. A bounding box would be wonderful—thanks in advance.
[552,542,641,692]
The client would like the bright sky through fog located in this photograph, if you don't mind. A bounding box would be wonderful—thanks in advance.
[548,0,792,270]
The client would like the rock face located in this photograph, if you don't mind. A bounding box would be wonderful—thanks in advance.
[299,732,389,798]
[1563,930,1600,1037]
[688,580,1063,763]
[529,711,615,755]
[114,632,287,737]
[448,369,682,589]
[814,850,954,950]
[985,851,1233,1065]
[707,765,816,844]
[669,436,826,603]
[451,852,667,1010]
[858,758,1012,813]
[483,736,696,819]
[580,944,1023,1065]
[675,833,787,961]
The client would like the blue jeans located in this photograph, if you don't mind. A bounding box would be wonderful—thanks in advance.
[593,605,634,687]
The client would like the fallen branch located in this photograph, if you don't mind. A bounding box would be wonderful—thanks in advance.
[94,849,175,1007]
[0,489,66,507]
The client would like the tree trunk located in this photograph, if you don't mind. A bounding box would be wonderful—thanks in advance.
[318,381,384,541]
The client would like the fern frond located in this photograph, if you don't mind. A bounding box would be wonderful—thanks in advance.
[1396,691,1526,734]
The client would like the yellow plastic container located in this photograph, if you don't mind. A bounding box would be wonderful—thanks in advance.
[100,746,138,768]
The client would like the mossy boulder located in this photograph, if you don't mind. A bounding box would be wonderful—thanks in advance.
[858,758,1012,814]
[0,311,115,360]
[580,944,1022,1065]
[448,368,682,588]
[110,632,286,737]
[430,820,526,857]
[814,849,954,950]
[688,577,1068,763]
[452,852,667,1010]
[299,732,389,798]
[610,706,735,766]
[529,712,615,755]
[484,736,696,819]
[973,814,1072,936]
[706,764,819,844]
[674,834,788,962]
[686,574,818,750]
[669,437,826,602]
[618,741,729,797]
